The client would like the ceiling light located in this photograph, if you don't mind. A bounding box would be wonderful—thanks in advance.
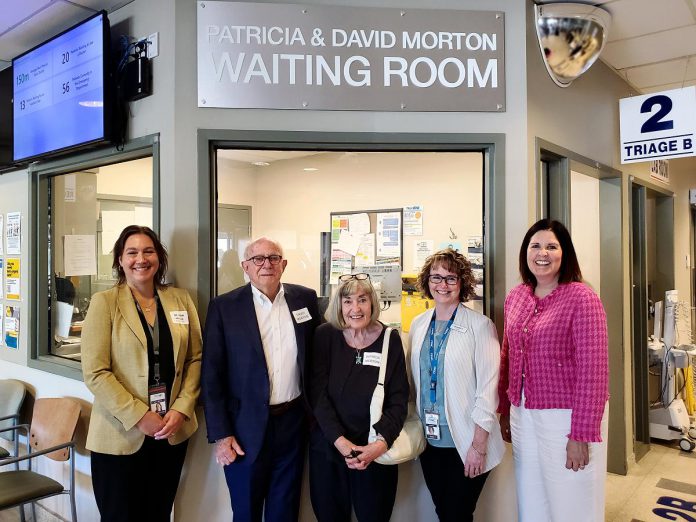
[252,161,270,166]
[303,167,319,171]
[535,3,612,88]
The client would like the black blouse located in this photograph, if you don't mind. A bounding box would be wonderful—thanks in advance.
[135,297,175,402]
[310,322,409,447]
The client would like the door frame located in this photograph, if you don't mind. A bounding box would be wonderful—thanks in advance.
[535,138,626,474]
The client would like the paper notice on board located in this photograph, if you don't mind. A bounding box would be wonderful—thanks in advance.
[331,215,350,243]
[336,230,362,257]
[403,205,423,236]
[349,213,371,235]
[330,247,352,284]
[0,214,4,255]
[355,233,375,266]
[4,306,19,349]
[5,212,21,255]
[376,212,401,257]
[0,258,3,299]
[64,235,97,276]
[413,240,434,270]
[5,258,20,300]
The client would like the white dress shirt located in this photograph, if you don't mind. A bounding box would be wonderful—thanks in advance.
[251,283,300,405]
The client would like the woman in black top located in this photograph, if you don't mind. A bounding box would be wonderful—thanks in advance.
[309,273,409,522]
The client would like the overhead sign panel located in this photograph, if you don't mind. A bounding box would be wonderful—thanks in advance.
[620,87,696,163]
[197,1,505,111]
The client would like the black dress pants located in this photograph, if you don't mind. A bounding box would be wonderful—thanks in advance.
[419,443,490,522]
[91,436,188,522]
[309,429,398,522]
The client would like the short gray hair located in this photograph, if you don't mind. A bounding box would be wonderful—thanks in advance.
[243,237,284,260]
[325,278,381,329]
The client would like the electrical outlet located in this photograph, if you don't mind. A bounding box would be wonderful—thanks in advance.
[144,32,158,58]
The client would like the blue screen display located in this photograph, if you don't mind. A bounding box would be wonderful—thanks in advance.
[13,13,106,162]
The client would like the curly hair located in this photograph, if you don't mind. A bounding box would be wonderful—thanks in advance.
[112,225,169,288]
[416,248,476,302]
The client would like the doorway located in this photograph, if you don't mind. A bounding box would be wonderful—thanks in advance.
[537,139,625,474]
[630,179,675,462]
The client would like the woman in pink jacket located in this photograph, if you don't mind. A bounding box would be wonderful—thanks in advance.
[498,219,609,522]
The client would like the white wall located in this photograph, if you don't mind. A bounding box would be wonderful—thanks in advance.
[570,171,601,294]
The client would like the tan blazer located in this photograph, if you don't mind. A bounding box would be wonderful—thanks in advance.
[82,284,202,455]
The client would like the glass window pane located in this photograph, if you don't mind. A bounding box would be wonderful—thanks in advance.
[49,157,153,362]
[215,150,485,329]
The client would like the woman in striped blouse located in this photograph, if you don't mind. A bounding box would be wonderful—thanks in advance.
[498,219,609,522]
[409,248,505,522]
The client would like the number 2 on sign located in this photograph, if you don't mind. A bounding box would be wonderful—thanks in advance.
[640,95,674,133]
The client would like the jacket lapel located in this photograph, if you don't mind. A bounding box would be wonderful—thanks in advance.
[239,284,265,362]
[117,285,148,350]
[158,288,182,367]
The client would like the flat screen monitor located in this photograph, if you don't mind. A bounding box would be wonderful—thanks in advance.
[12,11,111,162]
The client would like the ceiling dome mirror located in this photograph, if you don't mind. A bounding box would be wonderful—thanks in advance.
[535,3,612,87]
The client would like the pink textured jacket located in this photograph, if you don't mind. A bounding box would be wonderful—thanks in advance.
[498,282,609,442]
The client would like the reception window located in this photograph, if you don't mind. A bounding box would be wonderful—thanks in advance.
[214,150,485,330]
[31,137,158,378]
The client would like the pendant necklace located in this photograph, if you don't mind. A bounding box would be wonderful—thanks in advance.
[355,349,363,365]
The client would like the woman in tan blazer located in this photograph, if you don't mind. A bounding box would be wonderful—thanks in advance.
[82,225,202,522]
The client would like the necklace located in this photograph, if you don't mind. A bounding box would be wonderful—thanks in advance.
[355,349,363,365]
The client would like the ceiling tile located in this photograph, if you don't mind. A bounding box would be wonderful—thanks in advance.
[602,25,696,69]
[0,0,54,35]
[640,79,696,93]
[626,58,689,88]
[603,0,695,41]
[71,0,135,12]
[0,1,94,62]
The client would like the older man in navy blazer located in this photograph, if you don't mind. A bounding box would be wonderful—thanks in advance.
[202,237,320,522]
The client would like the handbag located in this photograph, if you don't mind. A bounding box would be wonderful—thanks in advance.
[368,327,426,465]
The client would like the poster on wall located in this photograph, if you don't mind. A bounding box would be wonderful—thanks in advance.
[5,258,20,300]
[354,234,376,267]
[403,205,424,236]
[0,258,4,300]
[5,212,21,255]
[0,214,3,255]
[376,212,401,259]
[4,306,19,349]
[413,239,434,271]
[64,234,97,276]
[468,236,483,301]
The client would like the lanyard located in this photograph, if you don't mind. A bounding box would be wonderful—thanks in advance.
[428,306,458,406]
[134,295,161,385]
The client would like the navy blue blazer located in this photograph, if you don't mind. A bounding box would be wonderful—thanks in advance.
[202,282,320,461]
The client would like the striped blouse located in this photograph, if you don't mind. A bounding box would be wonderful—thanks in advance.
[498,282,609,442]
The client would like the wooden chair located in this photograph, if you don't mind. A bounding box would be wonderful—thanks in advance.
[0,398,81,521]
[0,379,26,460]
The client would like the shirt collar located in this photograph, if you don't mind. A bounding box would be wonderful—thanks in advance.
[250,282,285,306]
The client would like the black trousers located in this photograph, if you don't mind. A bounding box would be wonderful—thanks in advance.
[309,429,398,522]
[91,436,188,522]
[419,443,490,522]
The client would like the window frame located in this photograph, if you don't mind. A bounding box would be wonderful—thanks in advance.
[197,130,505,331]
[29,134,160,380]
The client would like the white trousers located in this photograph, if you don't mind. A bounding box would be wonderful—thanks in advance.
[510,394,608,522]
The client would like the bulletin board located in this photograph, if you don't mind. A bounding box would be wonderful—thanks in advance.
[326,208,404,301]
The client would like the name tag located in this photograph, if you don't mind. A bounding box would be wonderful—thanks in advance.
[451,324,468,334]
[292,307,312,323]
[362,352,382,367]
[170,311,189,324]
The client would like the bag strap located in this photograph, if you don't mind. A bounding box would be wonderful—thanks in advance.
[377,327,392,386]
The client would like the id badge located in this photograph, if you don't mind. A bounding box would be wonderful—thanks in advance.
[424,410,441,440]
[149,384,167,415]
